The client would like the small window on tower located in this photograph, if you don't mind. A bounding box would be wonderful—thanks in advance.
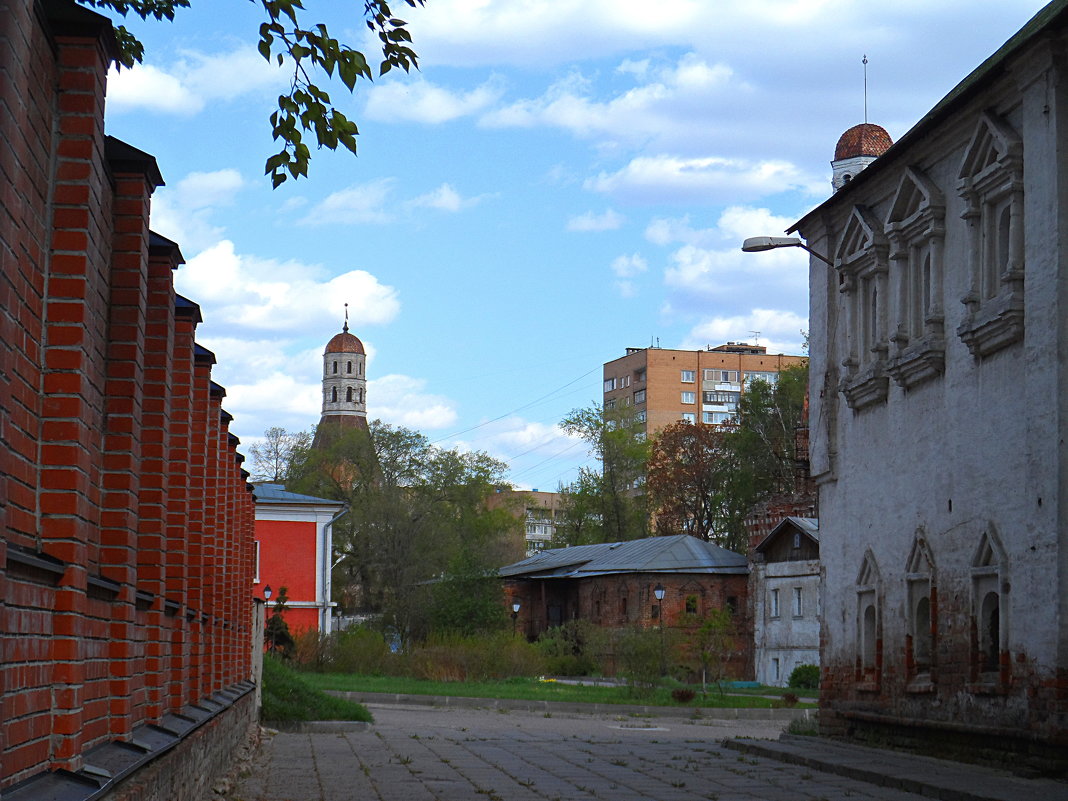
[346,387,353,402]
[331,387,337,402]
[347,361,352,374]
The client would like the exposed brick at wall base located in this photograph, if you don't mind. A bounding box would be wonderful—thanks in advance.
[99,692,256,801]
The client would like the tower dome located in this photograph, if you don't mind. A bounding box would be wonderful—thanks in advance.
[831,123,893,192]
[325,327,365,355]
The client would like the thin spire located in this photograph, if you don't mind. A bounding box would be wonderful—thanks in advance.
[343,302,349,333]
[863,54,869,124]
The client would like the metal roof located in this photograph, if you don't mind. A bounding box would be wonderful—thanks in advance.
[252,483,344,507]
[755,517,820,553]
[500,535,747,580]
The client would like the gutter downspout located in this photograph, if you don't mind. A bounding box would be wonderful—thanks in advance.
[323,506,348,634]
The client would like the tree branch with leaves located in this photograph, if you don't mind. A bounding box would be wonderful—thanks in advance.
[78,0,425,186]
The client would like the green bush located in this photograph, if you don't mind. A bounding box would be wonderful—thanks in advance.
[787,663,820,689]
[405,631,545,682]
[615,626,663,696]
[261,655,372,723]
[535,620,602,676]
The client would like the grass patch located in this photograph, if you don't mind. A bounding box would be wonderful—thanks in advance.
[303,674,815,709]
[262,656,374,723]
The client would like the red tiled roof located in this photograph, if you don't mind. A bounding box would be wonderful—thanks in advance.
[325,330,365,354]
[834,123,893,160]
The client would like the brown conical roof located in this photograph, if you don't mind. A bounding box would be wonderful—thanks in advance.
[834,123,893,160]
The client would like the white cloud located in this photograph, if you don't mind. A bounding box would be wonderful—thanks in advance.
[364,78,504,123]
[585,155,820,204]
[150,168,245,254]
[175,240,401,332]
[370,374,458,429]
[647,206,795,247]
[107,48,285,114]
[567,209,624,232]
[300,178,397,225]
[611,253,647,277]
[480,54,737,152]
[683,309,808,356]
[409,183,482,212]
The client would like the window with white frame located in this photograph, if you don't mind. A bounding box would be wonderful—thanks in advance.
[836,206,891,411]
[621,375,631,388]
[792,587,803,617]
[636,410,647,423]
[704,369,738,382]
[604,378,616,392]
[633,389,646,404]
[956,110,1025,359]
[770,588,780,618]
[680,369,695,382]
[681,412,695,424]
[743,371,778,387]
[703,390,739,405]
[704,411,732,424]
[681,391,695,404]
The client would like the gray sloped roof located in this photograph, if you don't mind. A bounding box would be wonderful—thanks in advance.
[252,483,344,507]
[500,535,747,580]
[755,517,820,553]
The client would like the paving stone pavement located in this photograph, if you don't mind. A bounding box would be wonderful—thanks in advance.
[229,703,948,801]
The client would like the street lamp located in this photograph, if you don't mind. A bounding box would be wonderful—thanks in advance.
[511,601,521,638]
[741,236,833,266]
[653,584,666,676]
[263,585,273,652]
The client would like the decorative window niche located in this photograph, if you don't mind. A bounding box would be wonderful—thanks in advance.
[905,535,937,692]
[855,550,882,691]
[956,110,1025,359]
[836,206,891,410]
[886,167,947,389]
[970,527,1009,692]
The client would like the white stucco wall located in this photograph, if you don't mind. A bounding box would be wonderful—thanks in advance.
[798,35,1068,737]
[752,559,821,686]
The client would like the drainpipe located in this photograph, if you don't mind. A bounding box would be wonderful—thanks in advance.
[323,506,349,634]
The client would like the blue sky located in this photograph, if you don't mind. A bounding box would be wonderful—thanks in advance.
[99,0,1048,489]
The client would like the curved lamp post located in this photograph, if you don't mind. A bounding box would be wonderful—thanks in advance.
[511,601,521,638]
[741,236,833,266]
[653,584,666,676]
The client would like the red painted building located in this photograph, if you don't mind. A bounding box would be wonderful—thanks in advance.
[253,484,345,634]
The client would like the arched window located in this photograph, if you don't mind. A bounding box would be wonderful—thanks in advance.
[331,387,337,403]
[906,535,936,682]
[980,591,1000,671]
[971,528,1007,684]
[855,550,881,687]
[332,361,338,374]
[347,361,352,374]
[346,387,353,402]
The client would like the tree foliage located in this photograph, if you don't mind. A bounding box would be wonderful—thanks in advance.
[286,420,523,644]
[553,403,649,546]
[248,426,310,482]
[79,0,425,186]
[646,363,808,553]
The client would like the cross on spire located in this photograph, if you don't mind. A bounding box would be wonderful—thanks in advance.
[343,302,349,333]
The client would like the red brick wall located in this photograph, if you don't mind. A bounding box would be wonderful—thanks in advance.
[0,2,255,790]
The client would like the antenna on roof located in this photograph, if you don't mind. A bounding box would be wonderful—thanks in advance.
[343,302,349,333]
[750,330,761,345]
[863,54,869,124]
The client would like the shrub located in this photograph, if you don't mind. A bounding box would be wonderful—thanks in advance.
[787,663,820,690]
[406,632,545,682]
[671,688,696,704]
[615,626,663,696]
[329,627,393,675]
[535,620,602,676]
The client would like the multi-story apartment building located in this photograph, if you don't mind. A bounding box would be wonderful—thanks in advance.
[602,343,807,436]
[487,489,562,556]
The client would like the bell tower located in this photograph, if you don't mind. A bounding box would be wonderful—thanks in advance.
[319,304,368,432]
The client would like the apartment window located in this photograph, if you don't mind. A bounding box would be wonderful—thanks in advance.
[604,399,616,411]
[704,411,732,424]
[743,371,778,387]
[680,369,695,383]
[681,412,695,424]
[681,391,695,404]
[636,410,647,423]
[620,375,631,388]
[633,389,646,404]
[792,587,803,618]
[704,369,738,382]
[603,378,616,392]
[703,390,739,405]
[635,369,646,382]
[770,588,780,618]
